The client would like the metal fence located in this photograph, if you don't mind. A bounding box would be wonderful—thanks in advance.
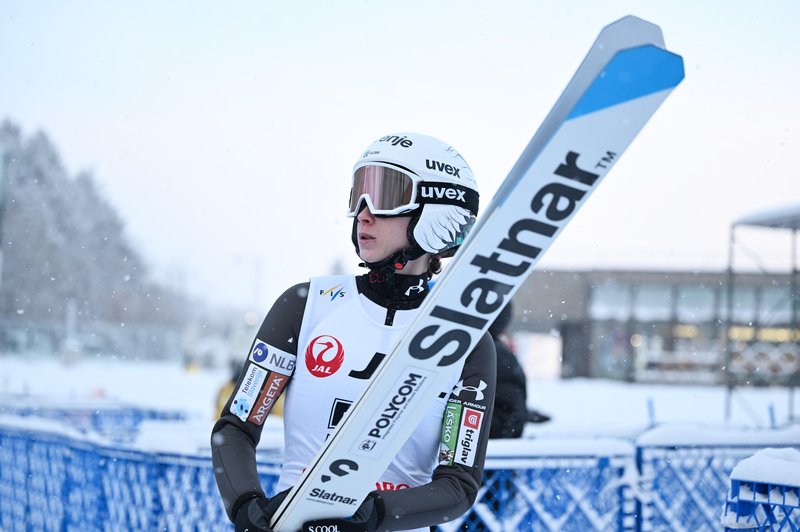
[1,413,799,531]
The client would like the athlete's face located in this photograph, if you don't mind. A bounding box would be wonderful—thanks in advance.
[356,206,412,264]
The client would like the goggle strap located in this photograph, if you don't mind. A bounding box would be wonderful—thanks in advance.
[415,181,479,215]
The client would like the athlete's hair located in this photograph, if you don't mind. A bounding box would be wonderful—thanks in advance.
[428,256,442,278]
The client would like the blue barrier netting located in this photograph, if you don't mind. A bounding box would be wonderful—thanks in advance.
[722,448,800,531]
[1,412,799,531]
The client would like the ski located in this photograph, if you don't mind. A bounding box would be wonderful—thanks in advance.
[272,15,684,531]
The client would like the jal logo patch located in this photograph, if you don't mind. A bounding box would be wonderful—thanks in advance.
[305,335,345,378]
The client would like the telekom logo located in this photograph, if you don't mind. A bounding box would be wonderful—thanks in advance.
[305,335,345,378]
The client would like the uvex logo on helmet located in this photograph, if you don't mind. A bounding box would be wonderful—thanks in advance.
[425,159,461,177]
[378,135,413,148]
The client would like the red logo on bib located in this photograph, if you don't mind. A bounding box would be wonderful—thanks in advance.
[305,335,345,377]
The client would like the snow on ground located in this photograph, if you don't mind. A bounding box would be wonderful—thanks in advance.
[2,353,798,446]
[3,353,800,490]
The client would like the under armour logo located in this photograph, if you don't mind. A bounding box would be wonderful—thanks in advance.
[452,379,488,401]
[405,279,425,296]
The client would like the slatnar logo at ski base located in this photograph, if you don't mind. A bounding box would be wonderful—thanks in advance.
[308,488,358,505]
[407,150,604,368]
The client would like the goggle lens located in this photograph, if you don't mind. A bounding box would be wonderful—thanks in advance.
[348,165,416,216]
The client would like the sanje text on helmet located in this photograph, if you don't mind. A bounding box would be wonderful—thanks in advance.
[377,135,413,148]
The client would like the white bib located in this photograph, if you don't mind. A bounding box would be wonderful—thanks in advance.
[278,275,458,495]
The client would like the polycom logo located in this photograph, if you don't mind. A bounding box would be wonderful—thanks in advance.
[305,335,345,378]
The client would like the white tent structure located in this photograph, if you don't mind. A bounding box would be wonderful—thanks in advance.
[726,203,800,422]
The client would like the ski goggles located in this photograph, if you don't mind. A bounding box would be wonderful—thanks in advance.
[347,164,420,217]
[347,163,480,218]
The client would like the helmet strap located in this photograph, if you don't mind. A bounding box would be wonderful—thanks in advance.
[358,244,425,275]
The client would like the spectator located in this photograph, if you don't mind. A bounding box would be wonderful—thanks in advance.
[488,301,550,439]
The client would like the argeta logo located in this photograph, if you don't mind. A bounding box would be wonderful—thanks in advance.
[452,379,488,401]
[305,335,345,378]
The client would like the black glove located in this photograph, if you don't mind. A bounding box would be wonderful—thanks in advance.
[301,493,383,532]
[234,489,290,532]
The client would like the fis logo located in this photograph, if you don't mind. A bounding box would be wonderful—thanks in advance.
[320,284,346,301]
[452,379,488,401]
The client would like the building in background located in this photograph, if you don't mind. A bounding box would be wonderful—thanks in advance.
[512,269,799,388]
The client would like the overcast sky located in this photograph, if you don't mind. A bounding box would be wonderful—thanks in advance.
[1,1,798,311]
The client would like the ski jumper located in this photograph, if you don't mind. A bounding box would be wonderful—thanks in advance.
[211,271,496,531]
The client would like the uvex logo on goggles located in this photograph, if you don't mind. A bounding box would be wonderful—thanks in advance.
[420,185,466,202]
[419,182,479,214]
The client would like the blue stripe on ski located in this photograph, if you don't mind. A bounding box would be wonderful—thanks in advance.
[567,45,684,119]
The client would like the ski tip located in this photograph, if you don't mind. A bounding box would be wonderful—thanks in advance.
[597,15,666,50]
[567,44,684,120]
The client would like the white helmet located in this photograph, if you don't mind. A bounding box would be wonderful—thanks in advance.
[348,132,479,269]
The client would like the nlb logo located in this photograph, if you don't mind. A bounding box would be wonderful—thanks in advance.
[305,335,345,378]
[250,340,297,376]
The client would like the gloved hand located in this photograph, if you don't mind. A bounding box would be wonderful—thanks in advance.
[234,489,290,532]
[301,493,383,532]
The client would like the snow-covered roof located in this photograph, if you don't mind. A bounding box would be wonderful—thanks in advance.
[734,203,800,230]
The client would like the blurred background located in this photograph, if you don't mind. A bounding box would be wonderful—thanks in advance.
[0,0,798,427]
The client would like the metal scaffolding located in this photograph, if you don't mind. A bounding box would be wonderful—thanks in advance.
[725,203,800,422]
